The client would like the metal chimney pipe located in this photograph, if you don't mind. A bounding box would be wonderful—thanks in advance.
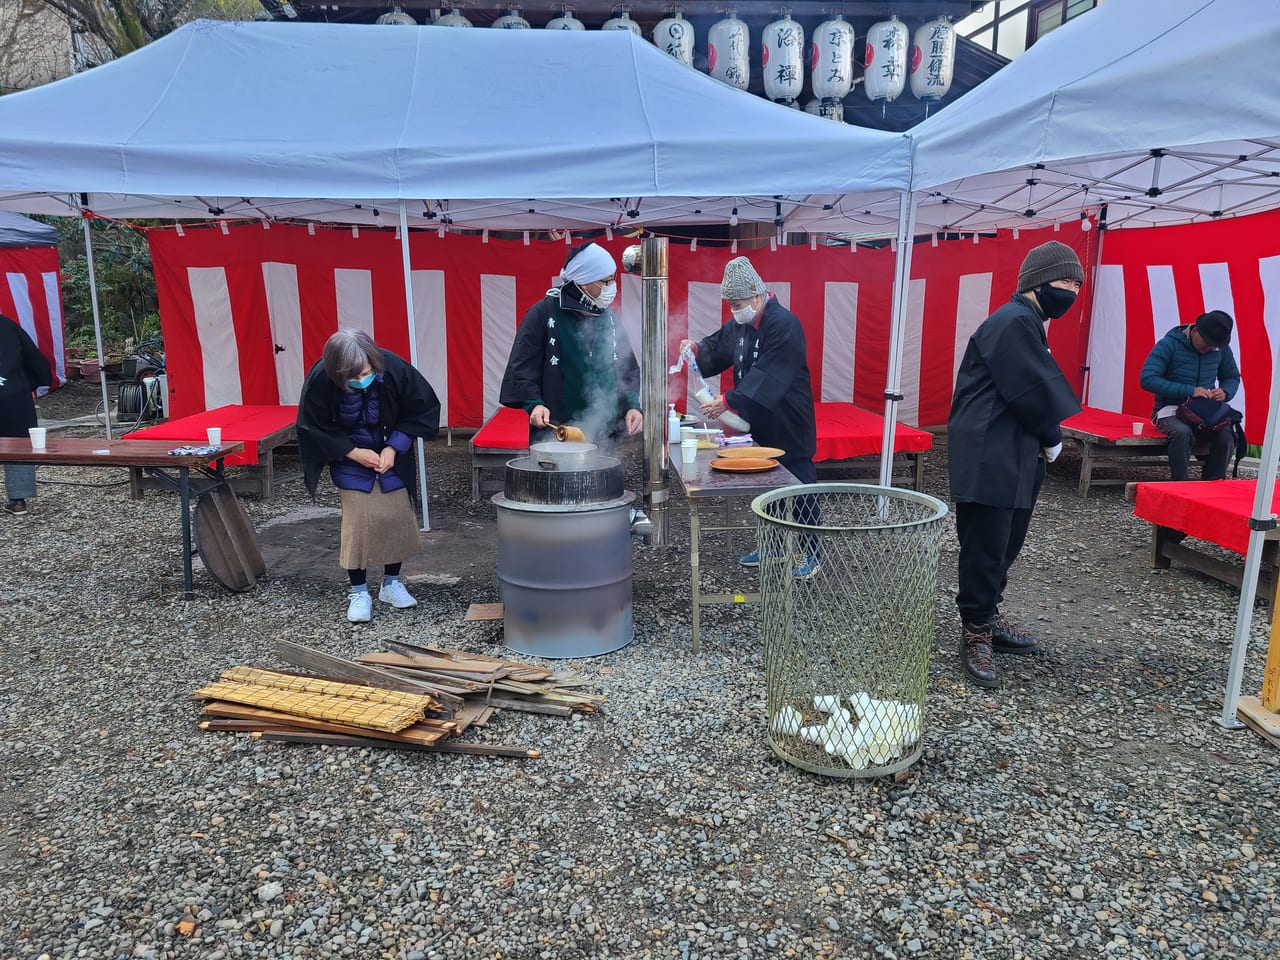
[640,237,670,546]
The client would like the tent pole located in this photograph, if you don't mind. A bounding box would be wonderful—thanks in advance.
[1217,340,1280,729]
[399,200,430,532]
[879,190,918,487]
[80,197,112,439]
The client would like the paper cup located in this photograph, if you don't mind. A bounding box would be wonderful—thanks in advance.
[680,438,698,463]
[206,427,222,447]
[28,426,46,450]
[1132,421,1144,436]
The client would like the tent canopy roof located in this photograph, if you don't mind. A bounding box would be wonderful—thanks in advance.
[0,20,910,229]
[0,211,57,247]
[787,0,1280,237]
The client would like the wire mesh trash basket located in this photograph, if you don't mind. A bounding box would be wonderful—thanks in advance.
[752,483,948,778]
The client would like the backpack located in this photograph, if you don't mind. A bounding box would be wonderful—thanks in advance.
[1176,397,1247,477]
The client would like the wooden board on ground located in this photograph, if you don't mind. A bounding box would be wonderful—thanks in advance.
[466,602,504,622]
[1237,696,1280,748]
[194,485,266,591]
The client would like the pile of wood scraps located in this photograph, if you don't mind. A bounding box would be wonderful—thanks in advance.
[194,638,605,758]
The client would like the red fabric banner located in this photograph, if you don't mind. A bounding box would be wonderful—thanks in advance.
[148,223,1091,428]
[0,245,66,390]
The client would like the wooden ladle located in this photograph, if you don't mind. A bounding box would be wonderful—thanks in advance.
[549,423,586,443]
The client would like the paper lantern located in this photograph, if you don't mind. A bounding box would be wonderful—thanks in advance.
[810,16,854,103]
[762,15,804,106]
[804,98,844,123]
[545,8,585,30]
[602,11,642,35]
[910,18,956,102]
[653,12,694,67]
[707,14,749,90]
[435,8,472,27]
[376,6,417,25]
[864,17,908,104]
[493,7,530,28]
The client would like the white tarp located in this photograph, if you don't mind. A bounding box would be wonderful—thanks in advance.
[0,20,910,228]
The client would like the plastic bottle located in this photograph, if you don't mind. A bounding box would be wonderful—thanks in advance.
[667,403,681,444]
[688,354,751,433]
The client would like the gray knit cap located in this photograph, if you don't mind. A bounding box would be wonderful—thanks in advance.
[721,256,767,300]
[1016,241,1084,293]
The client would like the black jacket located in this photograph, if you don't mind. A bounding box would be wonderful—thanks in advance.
[693,297,816,460]
[499,285,641,445]
[296,349,440,498]
[0,315,53,437]
[948,294,1081,509]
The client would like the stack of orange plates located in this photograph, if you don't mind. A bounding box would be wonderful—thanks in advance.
[709,457,779,472]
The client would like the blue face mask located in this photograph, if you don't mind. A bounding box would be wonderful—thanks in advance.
[347,372,375,390]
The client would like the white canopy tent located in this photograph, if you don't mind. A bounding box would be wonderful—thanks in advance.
[0,20,911,228]
[802,0,1280,733]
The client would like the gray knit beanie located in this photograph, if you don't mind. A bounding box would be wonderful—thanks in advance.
[721,256,767,300]
[1016,241,1084,293]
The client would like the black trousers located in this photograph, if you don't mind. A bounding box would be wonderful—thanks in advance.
[1156,415,1234,481]
[954,460,1044,626]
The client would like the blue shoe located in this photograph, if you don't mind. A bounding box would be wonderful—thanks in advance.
[792,555,822,581]
[739,549,762,567]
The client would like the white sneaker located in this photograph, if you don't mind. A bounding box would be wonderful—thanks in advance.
[346,590,373,623]
[378,579,418,609]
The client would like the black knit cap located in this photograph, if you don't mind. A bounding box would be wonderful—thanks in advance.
[1195,310,1233,347]
[1016,241,1085,293]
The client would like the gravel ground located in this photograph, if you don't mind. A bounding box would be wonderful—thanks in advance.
[2,381,1278,960]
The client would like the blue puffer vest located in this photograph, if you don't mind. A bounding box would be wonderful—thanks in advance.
[330,378,404,492]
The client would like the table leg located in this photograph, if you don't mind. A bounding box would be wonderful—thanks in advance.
[180,466,195,600]
[1077,441,1094,498]
[690,500,702,654]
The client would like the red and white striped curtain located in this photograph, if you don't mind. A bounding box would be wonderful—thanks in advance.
[0,245,65,392]
[148,223,1092,428]
[1089,207,1280,433]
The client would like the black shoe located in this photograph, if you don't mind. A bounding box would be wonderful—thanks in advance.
[960,622,999,688]
[3,499,27,516]
[991,613,1040,655]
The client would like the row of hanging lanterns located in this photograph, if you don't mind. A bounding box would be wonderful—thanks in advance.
[394,8,955,115]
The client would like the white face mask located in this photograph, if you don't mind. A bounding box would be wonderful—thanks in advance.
[585,280,616,309]
[731,301,757,324]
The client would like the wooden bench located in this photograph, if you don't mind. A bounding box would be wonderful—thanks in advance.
[470,406,529,500]
[124,404,297,500]
[812,402,933,491]
[1131,478,1280,612]
[1061,407,1173,496]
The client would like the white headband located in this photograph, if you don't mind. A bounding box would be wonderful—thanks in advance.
[558,243,617,287]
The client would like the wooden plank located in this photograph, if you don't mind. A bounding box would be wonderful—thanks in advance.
[251,729,540,758]
[274,638,461,703]
[465,602,505,622]
[359,651,503,680]
[203,702,449,744]
[1236,696,1280,748]
[194,486,265,591]
[485,697,573,717]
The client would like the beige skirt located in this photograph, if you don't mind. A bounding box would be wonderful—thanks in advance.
[338,480,420,570]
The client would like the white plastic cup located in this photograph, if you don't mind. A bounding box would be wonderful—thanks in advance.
[206,427,222,447]
[28,426,46,450]
[680,437,698,463]
[1132,421,1144,436]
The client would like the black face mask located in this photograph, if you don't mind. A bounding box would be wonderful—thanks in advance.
[1034,283,1077,319]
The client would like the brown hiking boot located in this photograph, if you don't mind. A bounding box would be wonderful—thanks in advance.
[991,612,1040,655]
[960,621,999,688]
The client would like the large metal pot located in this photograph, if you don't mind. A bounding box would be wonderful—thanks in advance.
[531,440,597,471]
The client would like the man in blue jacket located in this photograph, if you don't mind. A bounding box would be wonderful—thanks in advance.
[1139,310,1240,482]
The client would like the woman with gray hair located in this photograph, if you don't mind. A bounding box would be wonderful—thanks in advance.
[296,329,441,623]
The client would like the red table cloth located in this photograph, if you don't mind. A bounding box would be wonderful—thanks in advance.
[1062,406,1161,441]
[124,404,297,467]
[1132,479,1279,555]
[813,402,933,462]
[472,406,529,451]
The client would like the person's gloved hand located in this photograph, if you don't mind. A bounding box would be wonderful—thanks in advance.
[1042,442,1063,464]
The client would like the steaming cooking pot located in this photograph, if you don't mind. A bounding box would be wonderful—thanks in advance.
[531,440,598,471]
